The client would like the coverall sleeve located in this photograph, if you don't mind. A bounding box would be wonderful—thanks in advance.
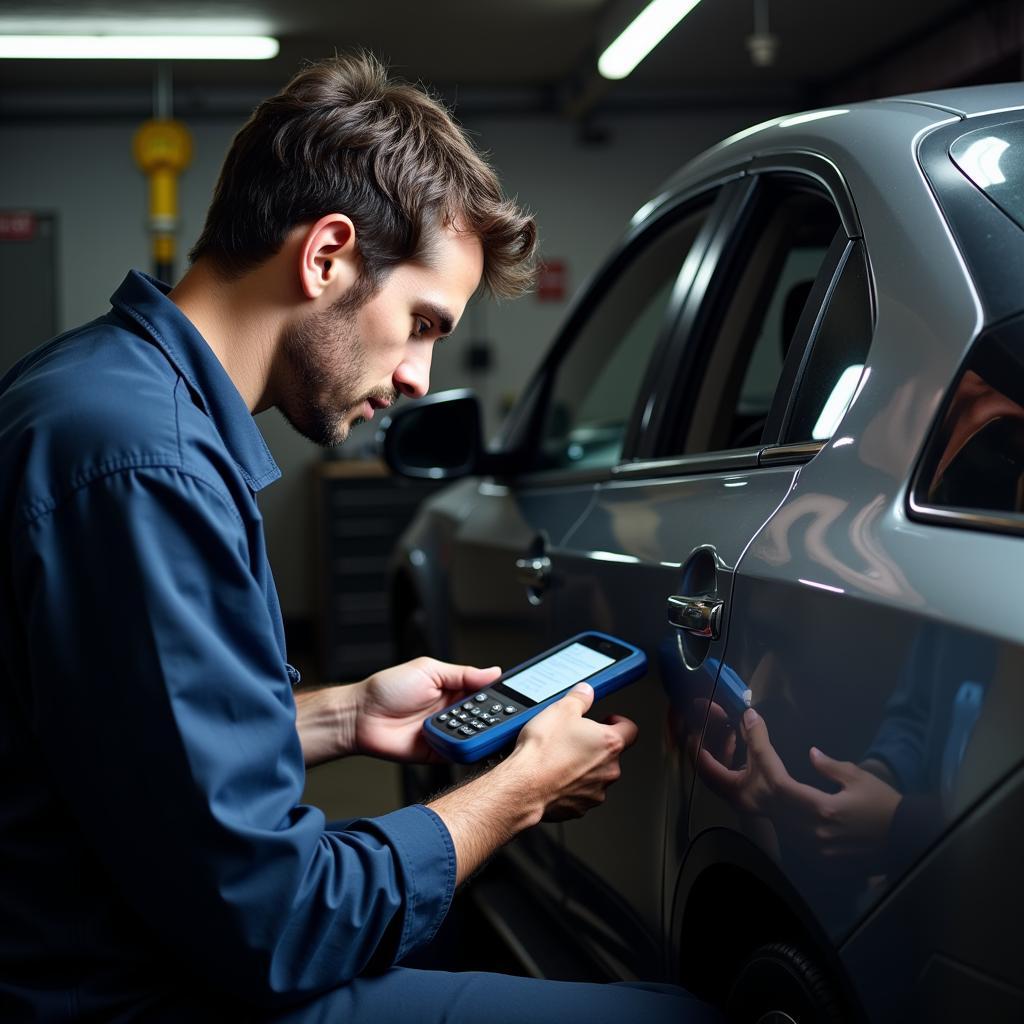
[14,465,455,1006]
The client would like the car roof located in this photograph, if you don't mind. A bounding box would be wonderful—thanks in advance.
[652,83,1024,208]
[887,83,1024,117]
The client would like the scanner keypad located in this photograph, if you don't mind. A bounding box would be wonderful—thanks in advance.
[434,692,524,739]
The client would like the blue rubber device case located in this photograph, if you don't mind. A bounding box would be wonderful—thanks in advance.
[706,657,753,721]
[422,631,647,764]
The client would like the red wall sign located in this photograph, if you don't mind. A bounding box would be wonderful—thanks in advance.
[0,211,36,241]
[537,259,568,302]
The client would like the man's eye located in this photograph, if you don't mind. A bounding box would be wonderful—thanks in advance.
[414,318,431,337]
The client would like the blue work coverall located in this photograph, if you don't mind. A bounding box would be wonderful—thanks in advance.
[0,271,717,1022]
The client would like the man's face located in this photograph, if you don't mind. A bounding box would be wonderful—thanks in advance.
[279,223,484,447]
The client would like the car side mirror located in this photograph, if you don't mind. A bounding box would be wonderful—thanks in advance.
[380,389,491,480]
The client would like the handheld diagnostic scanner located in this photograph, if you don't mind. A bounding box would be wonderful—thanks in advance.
[423,631,647,764]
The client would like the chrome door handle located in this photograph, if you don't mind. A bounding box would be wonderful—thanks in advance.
[667,594,723,639]
[515,555,551,587]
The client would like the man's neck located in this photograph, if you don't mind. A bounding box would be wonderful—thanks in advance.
[168,260,284,413]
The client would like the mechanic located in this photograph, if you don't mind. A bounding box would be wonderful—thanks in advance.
[0,54,720,1022]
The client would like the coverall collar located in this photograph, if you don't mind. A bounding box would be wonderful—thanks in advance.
[109,270,281,492]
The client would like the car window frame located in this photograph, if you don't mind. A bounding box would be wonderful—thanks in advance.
[630,160,867,475]
[496,176,741,488]
[495,154,865,488]
[761,230,861,446]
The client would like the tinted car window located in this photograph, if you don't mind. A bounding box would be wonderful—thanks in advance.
[914,312,1024,530]
[535,203,710,472]
[950,119,1024,230]
[681,187,840,454]
[784,241,874,442]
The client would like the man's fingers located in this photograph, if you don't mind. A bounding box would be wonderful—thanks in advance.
[430,660,502,693]
[697,747,742,795]
[740,707,777,759]
[704,700,729,725]
[560,682,595,715]
[809,746,855,786]
[603,714,639,749]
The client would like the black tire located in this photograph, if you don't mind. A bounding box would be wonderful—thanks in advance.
[726,942,845,1024]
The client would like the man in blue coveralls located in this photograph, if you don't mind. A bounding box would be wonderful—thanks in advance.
[0,53,719,1022]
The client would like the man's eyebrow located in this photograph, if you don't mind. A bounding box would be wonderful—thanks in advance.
[420,302,455,336]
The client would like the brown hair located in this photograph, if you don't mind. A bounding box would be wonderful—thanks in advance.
[189,52,537,299]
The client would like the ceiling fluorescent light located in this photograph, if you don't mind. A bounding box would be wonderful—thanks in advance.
[598,0,704,80]
[0,35,279,60]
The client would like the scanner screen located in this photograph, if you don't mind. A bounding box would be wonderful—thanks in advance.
[504,642,615,704]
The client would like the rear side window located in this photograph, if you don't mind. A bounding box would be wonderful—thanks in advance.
[950,120,1024,229]
[783,241,874,443]
[678,184,840,454]
[913,312,1024,532]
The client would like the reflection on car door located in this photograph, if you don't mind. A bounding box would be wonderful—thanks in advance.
[551,178,848,979]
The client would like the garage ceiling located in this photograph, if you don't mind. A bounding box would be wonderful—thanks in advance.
[0,0,1002,116]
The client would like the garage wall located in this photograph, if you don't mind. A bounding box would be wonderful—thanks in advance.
[0,103,777,621]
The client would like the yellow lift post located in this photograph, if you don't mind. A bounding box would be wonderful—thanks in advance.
[132,65,192,283]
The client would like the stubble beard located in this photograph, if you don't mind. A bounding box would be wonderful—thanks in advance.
[279,295,398,448]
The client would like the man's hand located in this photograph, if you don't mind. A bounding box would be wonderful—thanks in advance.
[512,682,639,821]
[427,682,639,884]
[354,657,501,763]
[698,708,902,869]
[802,747,903,864]
[697,706,794,816]
[294,658,500,768]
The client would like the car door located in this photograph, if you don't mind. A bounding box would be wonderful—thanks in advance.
[446,186,726,674]
[444,183,728,900]
[688,117,1024,1020]
[550,165,858,980]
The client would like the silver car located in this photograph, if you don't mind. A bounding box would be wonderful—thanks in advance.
[382,85,1024,1023]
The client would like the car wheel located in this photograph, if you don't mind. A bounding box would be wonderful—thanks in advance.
[726,942,845,1024]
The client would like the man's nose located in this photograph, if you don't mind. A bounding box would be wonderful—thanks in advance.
[393,348,431,399]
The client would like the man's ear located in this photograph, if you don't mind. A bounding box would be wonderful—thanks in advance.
[298,214,359,300]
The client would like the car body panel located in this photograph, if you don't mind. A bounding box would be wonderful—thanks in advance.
[841,763,1024,1022]
[386,86,1024,1017]
[549,462,798,979]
